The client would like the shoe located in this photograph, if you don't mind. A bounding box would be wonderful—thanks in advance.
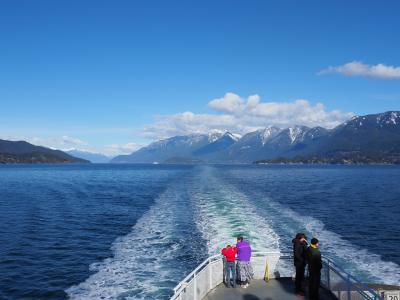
[296,291,305,297]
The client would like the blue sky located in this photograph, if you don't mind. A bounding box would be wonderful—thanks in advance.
[1,1,400,155]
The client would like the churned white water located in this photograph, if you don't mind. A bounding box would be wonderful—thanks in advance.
[67,182,199,300]
[190,166,280,255]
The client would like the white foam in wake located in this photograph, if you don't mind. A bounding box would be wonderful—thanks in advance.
[66,184,196,300]
[189,166,280,255]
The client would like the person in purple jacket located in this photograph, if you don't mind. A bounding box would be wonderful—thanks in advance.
[236,236,254,288]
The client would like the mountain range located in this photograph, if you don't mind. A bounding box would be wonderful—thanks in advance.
[0,140,89,164]
[111,111,400,164]
[2,111,399,164]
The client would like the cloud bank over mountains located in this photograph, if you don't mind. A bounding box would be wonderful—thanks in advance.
[319,61,400,79]
[142,93,353,140]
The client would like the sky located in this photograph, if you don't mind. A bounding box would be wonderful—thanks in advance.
[1,0,400,156]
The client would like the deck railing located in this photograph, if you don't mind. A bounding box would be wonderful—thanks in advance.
[170,251,384,300]
[321,257,384,300]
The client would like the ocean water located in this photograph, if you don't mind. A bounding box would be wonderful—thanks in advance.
[0,164,399,300]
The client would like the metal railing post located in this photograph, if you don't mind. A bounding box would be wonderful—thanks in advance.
[193,273,197,300]
[347,274,352,300]
[209,258,212,289]
[327,260,331,291]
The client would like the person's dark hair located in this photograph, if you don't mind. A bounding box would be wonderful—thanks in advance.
[237,236,244,242]
[311,238,319,245]
[295,233,307,240]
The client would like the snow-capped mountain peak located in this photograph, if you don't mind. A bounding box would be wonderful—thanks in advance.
[257,126,281,145]
[207,131,224,142]
[287,126,309,143]
[223,132,241,141]
[376,111,400,126]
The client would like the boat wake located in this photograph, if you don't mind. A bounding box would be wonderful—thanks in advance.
[66,166,283,299]
[67,165,399,300]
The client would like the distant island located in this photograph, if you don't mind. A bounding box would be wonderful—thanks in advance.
[111,111,400,165]
[0,139,89,164]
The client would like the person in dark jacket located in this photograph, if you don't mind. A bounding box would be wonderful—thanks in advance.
[307,238,323,300]
[292,233,308,296]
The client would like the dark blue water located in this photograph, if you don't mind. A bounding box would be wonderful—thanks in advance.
[0,164,399,299]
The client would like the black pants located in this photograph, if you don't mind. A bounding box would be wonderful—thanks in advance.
[309,271,321,300]
[295,265,305,293]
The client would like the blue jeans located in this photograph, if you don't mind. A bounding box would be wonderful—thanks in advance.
[225,261,236,287]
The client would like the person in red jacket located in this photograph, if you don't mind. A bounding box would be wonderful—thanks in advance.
[221,244,238,288]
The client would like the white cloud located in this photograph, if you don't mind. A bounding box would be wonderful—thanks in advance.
[208,92,255,114]
[141,93,353,140]
[61,135,88,146]
[319,61,400,79]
